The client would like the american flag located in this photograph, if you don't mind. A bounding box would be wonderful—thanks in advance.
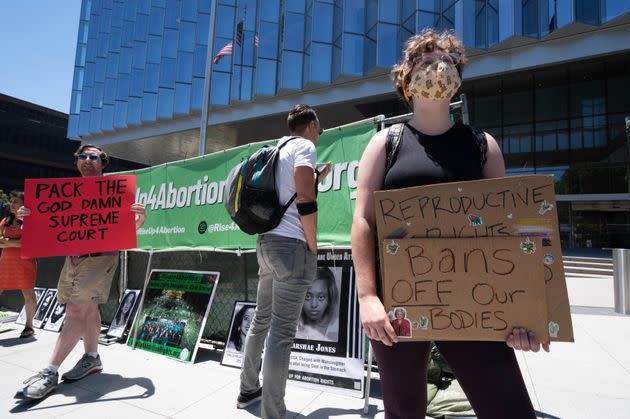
[213,21,259,64]
[213,42,233,64]
[235,21,244,47]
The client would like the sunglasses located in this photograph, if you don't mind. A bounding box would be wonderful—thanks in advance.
[412,52,461,68]
[78,153,101,161]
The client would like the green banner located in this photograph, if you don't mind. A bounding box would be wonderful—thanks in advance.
[130,122,376,250]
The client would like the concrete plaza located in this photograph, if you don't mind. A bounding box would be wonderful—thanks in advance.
[2,273,629,418]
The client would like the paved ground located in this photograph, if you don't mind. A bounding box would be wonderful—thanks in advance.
[2,274,629,418]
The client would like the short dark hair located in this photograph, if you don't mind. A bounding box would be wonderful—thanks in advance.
[74,143,109,167]
[287,104,318,133]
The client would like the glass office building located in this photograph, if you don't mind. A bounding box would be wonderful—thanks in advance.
[68,0,630,248]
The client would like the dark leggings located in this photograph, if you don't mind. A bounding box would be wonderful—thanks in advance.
[371,340,536,419]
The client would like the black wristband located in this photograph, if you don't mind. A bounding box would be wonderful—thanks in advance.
[297,201,317,216]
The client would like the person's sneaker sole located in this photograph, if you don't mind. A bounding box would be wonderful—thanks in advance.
[236,396,262,409]
[236,391,262,409]
[61,366,102,382]
[24,384,57,400]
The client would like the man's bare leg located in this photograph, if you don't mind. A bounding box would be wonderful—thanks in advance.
[49,303,88,366]
[82,303,101,354]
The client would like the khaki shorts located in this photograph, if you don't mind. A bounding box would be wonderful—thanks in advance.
[57,254,119,305]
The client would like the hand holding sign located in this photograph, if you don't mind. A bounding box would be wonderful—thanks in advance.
[130,203,147,229]
[359,295,398,346]
[21,175,137,258]
[507,328,550,353]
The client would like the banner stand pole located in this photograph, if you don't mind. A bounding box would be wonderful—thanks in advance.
[120,250,128,303]
[363,339,374,414]
[362,117,384,414]
[131,249,154,351]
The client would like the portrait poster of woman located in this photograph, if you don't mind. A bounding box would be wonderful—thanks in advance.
[295,267,342,343]
[32,289,56,329]
[221,301,257,368]
[43,301,66,332]
[15,287,46,325]
[107,289,141,339]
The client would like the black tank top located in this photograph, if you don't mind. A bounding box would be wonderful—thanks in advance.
[383,123,487,190]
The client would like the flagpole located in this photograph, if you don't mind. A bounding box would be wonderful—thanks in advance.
[199,0,218,157]
[238,7,246,101]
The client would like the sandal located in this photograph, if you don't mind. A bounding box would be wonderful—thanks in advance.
[19,326,35,339]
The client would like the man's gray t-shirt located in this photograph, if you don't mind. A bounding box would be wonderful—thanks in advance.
[264,136,316,242]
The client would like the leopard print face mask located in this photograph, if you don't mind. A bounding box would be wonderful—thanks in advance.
[407,61,461,102]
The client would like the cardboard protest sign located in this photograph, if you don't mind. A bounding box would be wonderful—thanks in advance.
[22,175,137,258]
[381,237,548,341]
[374,175,573,342]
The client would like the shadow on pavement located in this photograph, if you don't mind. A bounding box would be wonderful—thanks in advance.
[193,346,224,364]
[0,335,37,347]
[10,373,155,414]
[291,404,383,418]
[535,410,562,419]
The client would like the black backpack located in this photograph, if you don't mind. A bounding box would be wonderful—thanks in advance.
[225,137,298,235]
[384,123,488,175]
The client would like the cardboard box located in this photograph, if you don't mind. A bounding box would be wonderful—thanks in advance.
[381,237,548,341]
[375,175,573,342]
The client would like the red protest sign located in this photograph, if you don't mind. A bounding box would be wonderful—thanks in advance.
[21,175,137,258]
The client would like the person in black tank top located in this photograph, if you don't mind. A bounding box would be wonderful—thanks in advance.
[383,123,484,190]
[351,29,544,419]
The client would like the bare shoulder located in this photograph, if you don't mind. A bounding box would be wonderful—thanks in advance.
[369,128,388,147]
[362,128,388,158]
[483,131,500,150]
[482,131,506,178]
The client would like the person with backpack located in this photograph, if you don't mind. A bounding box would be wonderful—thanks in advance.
[351,29,548,419]
[236,104,330,418]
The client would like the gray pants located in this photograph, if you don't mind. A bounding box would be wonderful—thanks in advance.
[240,234,317,419]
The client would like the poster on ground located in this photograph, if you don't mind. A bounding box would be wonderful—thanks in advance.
[221,249,365,397]
[33,289,57,329]
[127,270,219,363]
[380,237,548,341]
[289,248,365,397]
[221,301,256,368]
[374,175,573,342]
[22,175,137,258]
[15,287,46,325]
[43,301,66,332]
[107,289,141,338]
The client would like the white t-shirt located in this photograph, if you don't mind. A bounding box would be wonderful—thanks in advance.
[264,136,316,241]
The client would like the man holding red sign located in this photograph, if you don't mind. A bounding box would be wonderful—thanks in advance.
[17,144,146,400]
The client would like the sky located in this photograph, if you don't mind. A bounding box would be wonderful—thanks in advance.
[0,1,82,113]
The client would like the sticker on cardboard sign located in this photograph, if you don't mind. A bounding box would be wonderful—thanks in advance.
[419,316,429,330]
[548,321,560,338]
[519,238,536,254]
[539,200,554,215]
[543,254,554,265]
[385,240,400,255]
[468,214,483,226]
